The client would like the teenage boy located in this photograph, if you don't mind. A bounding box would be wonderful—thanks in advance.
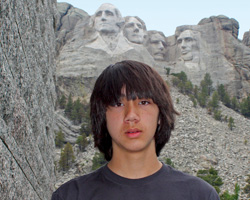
[52,60,220,200]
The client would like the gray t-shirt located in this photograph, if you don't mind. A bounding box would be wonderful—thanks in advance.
[52,164,220,200]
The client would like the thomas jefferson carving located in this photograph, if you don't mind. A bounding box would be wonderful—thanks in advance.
[146,31,166,61]
[123,16,146,44]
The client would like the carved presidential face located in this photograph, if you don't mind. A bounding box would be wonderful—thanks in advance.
[94,4,121,34]
[177,30,196,61]
[147,33,166,61]
[124,17,145,44]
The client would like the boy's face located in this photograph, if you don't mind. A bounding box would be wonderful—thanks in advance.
[106,91,160,156]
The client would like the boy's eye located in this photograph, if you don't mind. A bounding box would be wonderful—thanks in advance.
[114,102,124,107]
[139,101,150,105]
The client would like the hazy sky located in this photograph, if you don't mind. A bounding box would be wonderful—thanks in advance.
[57,0,249,39]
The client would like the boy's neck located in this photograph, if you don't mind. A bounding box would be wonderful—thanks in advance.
[107,149,162,179]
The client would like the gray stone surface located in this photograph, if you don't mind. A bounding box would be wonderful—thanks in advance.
[55,110,81,143]
[123,16,147,44]
[0,0,57,199]
[145,30,167,61]
[243,30,250,47]
[56,2,89,54]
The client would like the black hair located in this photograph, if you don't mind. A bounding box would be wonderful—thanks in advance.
[90,60,178,161]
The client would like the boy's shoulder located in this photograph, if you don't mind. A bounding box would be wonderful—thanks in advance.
[163,165,217,195]
[52,166,105,199]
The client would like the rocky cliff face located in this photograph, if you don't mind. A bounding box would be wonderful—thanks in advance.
[56,4,250,100]
[243,30,250,48]
[0,0,57,199]
[167,15,250,98]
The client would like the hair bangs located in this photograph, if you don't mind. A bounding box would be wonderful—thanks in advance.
[102,62,155,106]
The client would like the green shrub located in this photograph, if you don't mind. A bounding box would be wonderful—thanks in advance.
[197,92,208,108]
[189,95,197,107]
[92,152,107,171]
[164,158,175,168]
[213,110,222,121]
[76,133,88,152]
[55,129,65,148]
[228,117,235,130]
[176,98,180,104]
[58,94,67,109]
[197,167,223,193]
[208,91,220,111]
[165,67,171,75]
[244,175,250,197]
[240,96,250,118]
[231,96,239,111]
[220,183,240,200]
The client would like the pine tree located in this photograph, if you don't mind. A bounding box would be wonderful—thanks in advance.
[71,107,78,124]
[217,84,231,107]
[177,71,188,83]
[217,84,226,101]
[208,91,220,111]
[73,98,82,122]
[231,97,239,111]
[165,67,171,76]
[189,95,197,108]
[224,93,231,107]
[172,76,181,87]
[55,129,65,148]
[240,96,250,118]
[200,73,213,96]
[214,110,222,121]
[184,80,193,95]
[228,117,235,130]
[76,133,88,152]
[65,94,73,118]
[59,142,75,171]
[78,106,85,124]
[197,92,207,108]
[193,85,199,99]
[59,94,66,109]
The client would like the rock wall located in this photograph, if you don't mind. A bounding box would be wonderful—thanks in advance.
[0,0,57,199]
[243,30,250,47]
[56,3,89,55]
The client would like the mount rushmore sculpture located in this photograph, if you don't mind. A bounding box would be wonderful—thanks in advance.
[56,3,250,99]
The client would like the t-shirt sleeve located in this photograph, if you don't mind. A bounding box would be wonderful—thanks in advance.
[51,191,63,200]
[209,188,220,200]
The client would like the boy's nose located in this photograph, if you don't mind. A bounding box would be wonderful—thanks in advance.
[124,104,140,123]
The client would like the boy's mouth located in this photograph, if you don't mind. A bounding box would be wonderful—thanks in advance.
[125,128,142,138]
